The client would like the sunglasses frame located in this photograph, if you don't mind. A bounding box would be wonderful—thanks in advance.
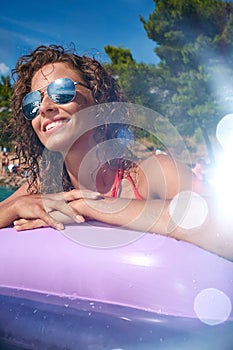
[22,77,90,120]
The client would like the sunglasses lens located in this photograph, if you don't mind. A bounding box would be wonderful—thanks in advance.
[47,78,76,104]
[22,90,41,120]
[22,78,77,120]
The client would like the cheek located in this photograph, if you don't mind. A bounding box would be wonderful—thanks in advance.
[75,92,95,108]
[31,118,41,134]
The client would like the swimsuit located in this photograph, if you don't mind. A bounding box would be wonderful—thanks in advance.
[111,167,143,200]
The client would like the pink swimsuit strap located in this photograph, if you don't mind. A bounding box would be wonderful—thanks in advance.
[110,167,143,200]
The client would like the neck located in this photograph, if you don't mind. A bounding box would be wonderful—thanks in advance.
[63,130,100,191]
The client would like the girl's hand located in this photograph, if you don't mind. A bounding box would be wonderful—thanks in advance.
[12,189,102,231]
[13,210,85,231]
[13,218,51,231]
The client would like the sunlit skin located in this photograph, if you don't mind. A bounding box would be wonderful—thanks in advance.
[0,62,232,261]
[31,63,96,153]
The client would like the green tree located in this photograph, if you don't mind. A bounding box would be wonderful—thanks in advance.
[0,75,13,149]
[141,0,233,163]
[104,45,166,148]
[105,45,163,108]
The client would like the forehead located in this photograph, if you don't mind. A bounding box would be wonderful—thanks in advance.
[31,62,83,90]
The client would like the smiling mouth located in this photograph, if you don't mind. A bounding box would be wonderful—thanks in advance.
[44,119,69,132]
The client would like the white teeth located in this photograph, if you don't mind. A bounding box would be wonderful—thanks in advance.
[45,120,67,131]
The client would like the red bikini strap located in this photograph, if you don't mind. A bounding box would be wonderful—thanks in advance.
[124,171,143,200]
[111,167,124,198]
[111,167,142,200]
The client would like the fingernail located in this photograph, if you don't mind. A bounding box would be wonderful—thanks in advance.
[76,215,85,223]
[56,223,64,230]
[91,192,103,198]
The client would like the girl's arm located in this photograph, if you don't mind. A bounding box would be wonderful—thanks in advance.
[69,195,233,261]
[68,155,232,261]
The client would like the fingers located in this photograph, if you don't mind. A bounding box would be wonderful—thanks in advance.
[43,190,102,224]
[15,197,65,231]
[63,189,103,202]
[76,214,85,223]
[49,210,85,224]
[41,196,78,224]
[13,193,90,230]
[39,209,65,231]
[13,218,49,231]
[13,212,85,231]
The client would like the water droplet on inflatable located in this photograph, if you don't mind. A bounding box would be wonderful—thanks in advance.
[120,316,132,322]
[169,191,208,229]
[194,288,232,325]
[192,279,197,290]
[68,293,77,301]
[89,301,95,309]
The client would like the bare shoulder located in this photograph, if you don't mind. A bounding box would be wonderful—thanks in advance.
[140,153,175,169]
[138,154,194,199]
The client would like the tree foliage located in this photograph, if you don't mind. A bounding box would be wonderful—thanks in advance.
[140,0,233,163]
[104,45,165,148]
[3,0,233,162]
[104,45,160,108]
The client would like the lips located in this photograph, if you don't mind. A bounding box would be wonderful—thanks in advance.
[43,118,69,132]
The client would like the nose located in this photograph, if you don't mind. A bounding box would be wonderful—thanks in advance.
[39,92,58,116]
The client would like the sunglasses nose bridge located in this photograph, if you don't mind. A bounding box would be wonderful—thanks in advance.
[38,85,48,101]
[38,90,58,115]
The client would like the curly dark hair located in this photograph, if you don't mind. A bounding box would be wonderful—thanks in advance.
[10,44,131,194]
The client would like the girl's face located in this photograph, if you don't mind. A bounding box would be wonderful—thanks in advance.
[31,62,95,152]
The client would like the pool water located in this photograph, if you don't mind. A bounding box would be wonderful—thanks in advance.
[0,186,15,201]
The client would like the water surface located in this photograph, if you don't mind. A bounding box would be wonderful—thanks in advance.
[0,186,15,201]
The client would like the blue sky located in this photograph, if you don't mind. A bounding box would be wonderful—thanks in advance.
[0,0,158,76]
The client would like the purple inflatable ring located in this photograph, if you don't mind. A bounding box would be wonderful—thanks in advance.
[0,222,233,317]
[0,222,233,348]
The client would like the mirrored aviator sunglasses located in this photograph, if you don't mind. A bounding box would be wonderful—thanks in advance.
[22,77,90,120]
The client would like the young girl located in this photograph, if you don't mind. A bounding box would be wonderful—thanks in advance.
[0,45,232,261]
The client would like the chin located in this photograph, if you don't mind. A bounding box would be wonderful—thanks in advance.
[43,127,82,153]
[43,136,71,153]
